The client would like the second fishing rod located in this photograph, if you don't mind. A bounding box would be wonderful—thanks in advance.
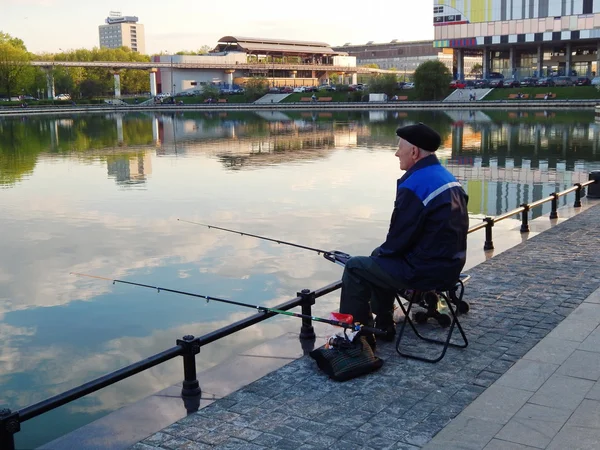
[71,272,388,336]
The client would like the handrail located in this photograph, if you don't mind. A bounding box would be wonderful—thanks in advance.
[468,177,597,250]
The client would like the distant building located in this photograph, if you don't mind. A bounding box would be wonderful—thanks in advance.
[332,40,481,79]
[433,0,600,79]
[154,36,358,94]
[98,11,146,54]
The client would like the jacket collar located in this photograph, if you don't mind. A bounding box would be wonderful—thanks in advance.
[398,154,440,184]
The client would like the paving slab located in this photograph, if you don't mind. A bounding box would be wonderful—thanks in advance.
[527,373,594,411]
[555,350,600,381]
[494,403,572,448]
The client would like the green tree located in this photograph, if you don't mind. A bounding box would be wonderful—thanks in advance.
[198,45,212,54]
[368,73,399,97]
[0,37,31,98]
[201,83,220,99]
[80,79,105,98]
[413,60,452,101]
[470,63,483,78]
[0,32,26,50]
[243,77,269,100]
[362,63,379,69]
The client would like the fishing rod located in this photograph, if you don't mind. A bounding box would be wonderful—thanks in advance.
[177,219,352,266]
[70,272,386,336]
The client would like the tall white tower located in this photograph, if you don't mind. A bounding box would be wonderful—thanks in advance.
[98,11,146,54]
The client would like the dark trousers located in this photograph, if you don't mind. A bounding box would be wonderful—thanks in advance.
[339,249,408,327]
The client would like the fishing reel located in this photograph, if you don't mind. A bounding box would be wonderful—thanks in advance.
[323,251,352,267]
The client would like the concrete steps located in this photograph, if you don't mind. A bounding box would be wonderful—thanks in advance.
[254,93,291,104]
[443,88,494,102]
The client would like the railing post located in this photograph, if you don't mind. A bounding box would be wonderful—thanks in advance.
[574,183,583,207]
[297,288,316,340]
[550,193,559,219]
[483,217,494,250]
[176,335,201,398]
[520,203,530,233]
[0,408,19,450]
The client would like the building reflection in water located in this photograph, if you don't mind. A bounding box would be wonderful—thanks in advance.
[106,153,152,186]
[443,110,600,218]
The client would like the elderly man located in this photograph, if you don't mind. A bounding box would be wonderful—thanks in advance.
[339,122,469,349]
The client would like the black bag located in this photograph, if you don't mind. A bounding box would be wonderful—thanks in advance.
[309,336,384,382]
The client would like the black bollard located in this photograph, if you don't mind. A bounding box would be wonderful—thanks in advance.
[177,335,202,398]
[587,171,600,199]
[550,193,559,219]
[483,217,494,250]
[0,408,19,450]
[297,289,316,340]
[520,204,530,233]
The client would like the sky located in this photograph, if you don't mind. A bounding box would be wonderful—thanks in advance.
[2,0,435,55]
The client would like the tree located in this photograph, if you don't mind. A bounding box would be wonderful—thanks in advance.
[368,73,399,97]
[197,45,212,54]
[0,38,31,98]
[362,63,379,69]
[80,79,105,98]
[413,60,452,101]
[201,83,220,99]
[0,32,26,51]
[244,77,269,100]
[470,63,483,78]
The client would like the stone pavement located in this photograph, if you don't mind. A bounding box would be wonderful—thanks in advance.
[131,202,600,450]
[423,287,600,450]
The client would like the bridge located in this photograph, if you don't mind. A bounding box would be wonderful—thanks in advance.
[31,60,390,74]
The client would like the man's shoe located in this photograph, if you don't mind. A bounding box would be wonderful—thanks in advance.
[375,314,396,342]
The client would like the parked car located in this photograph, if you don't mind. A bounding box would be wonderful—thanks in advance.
[554,76,573,87]
[575,77,591,86]
[488,72,504,79]
[474,79,490,88]
[503,79,520,88]
[520,77,538,87]
[54,93,71,101]
[293,87,305,93]
[488,79,504,88]
[450,80,466,89]
[268,87,280,93]
[402,82,415,89]
[591,77,600,86]
[536,77,555,87]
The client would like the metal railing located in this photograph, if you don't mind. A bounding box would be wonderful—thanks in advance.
[0,283,340,450]
[467,178,597,250]
[1,176,597,449]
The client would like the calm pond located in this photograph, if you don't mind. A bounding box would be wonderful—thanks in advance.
[1,108,599,448]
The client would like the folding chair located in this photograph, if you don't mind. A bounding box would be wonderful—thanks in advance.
[394,274,470,363]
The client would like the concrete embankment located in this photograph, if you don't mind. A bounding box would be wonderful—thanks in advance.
[0,99,598,117]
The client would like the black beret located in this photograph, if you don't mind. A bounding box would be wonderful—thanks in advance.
[395,122,441,152]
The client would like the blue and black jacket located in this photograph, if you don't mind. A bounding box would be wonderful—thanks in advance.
[372,154,469,290]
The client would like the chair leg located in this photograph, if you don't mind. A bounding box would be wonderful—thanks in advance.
[395,291,468,363]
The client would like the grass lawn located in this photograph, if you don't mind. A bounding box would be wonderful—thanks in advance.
[483,86,600,100]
